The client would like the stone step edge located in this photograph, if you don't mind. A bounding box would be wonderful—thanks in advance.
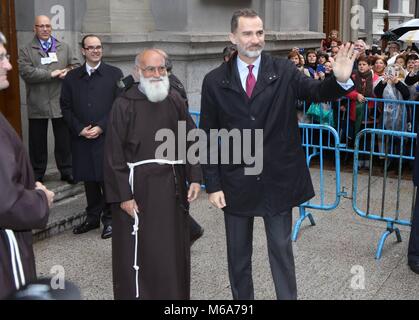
[52,183,84,203]
[33,211,87,243]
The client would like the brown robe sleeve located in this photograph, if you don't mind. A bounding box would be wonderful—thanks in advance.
[103,97,134,203]
[0,126,49,230]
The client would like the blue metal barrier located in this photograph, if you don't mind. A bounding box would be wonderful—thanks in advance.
[292,123,346,241]
[352,128,416,259]
[300,97,418,159]
[190,111,201,127]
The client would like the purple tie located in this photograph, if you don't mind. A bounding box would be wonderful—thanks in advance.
[246,65,256,98]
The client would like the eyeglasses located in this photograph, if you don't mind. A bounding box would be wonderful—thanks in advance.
[84,46,103,52]
[0,53,10,62]
[35,24,52,29]
[140,66,167,74]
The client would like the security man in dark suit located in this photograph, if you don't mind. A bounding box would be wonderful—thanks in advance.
[60,35,123,239]
[408,139,419,274]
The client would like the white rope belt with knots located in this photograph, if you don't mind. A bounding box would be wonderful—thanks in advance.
[4,229,26,290]
[127,159,184,299]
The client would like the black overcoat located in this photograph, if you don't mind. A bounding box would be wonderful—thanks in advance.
[60,62,123,182]
[200,52,351,216]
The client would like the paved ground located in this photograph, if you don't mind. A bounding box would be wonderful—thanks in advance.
[33,168,419,300]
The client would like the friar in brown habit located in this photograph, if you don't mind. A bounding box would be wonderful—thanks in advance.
[104,49,202,300]
[0,32,55,299]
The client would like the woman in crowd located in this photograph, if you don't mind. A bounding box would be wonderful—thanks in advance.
[320,29,340,52]
[373,55,387,77]
[374,64,411,171]
[304,49,318,78]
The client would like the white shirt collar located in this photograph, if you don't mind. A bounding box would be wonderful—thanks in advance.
[237,55,261,74]
[236,54,262,91]
[86,61,101,76]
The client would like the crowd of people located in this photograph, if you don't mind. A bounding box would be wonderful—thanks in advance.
[0,8,418,301]
[289,30,419,132]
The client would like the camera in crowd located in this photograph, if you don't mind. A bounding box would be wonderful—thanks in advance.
[365,45,382,56]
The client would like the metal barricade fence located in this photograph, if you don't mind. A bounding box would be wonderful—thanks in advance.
[190,111,201,128]
[292,123,345,241]
[352,128,416,259]
[301,97,419,159]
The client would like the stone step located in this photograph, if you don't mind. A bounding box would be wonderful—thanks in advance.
[32,172,87,242]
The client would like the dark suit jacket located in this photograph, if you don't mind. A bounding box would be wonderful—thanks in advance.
[200,52,352,216]
[60,62,123,182]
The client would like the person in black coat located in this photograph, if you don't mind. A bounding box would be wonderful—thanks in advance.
[200,8,356,300]
[60,35,123,239]
[408,136,419,274]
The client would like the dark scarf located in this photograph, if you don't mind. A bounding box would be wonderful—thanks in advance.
[353,70,373,97]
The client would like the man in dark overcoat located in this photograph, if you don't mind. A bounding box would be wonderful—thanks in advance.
[60,35,123,239]
[200,8,356,300]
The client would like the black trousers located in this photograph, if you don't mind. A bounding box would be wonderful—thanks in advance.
[84,181,111,226]
[189,215,202,241]
[224,210,297,300]
[29,118,72,180]
[408,189,419,264]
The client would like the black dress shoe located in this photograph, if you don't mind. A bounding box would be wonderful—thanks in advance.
[408,261,419,275]
[190,227,204,246]
[61,174,76,185]
[101,225,112,239]
[73,221,100,235]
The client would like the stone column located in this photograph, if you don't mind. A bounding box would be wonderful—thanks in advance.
[372,0,389,41]
[388,0,414,30]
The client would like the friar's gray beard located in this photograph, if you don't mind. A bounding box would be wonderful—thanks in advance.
[139,73,170,103]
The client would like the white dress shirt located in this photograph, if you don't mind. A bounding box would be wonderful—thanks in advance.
[86,61,101,76]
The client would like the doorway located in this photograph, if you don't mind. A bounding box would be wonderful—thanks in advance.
[323,0,341,39]
[0,0,21,136]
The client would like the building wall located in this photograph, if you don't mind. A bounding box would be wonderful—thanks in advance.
[14,0,325,162]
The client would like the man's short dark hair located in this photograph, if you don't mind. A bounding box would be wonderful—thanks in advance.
[231,8,259,33]
[81,34,100,49]
[0,32,6,45]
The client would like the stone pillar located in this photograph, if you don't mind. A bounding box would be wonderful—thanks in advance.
[388,0,414,30]
[82,0,155,34]
[372,0,389,42]
[350,0,360,41]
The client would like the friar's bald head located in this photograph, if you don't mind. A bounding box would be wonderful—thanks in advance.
[135,49,170,103]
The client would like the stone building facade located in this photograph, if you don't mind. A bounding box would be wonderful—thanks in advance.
[8,0,418,154]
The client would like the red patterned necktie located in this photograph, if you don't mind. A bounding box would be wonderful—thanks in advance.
[246,65,256,98]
